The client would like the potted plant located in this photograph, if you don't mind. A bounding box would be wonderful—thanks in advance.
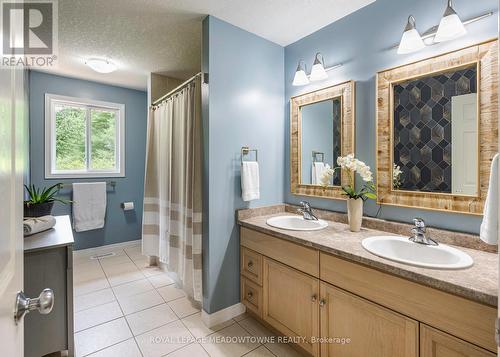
[320,154,376,232]
[24,183,70,217]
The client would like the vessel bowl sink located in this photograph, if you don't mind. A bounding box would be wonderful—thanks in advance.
[361,236,473,270]
[266,215,328,231]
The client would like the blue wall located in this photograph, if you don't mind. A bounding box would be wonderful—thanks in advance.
[284,0,498,234]
[202,16,285,313]
[29,71,148,250]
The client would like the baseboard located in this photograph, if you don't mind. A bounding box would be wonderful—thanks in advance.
[73,239,141,255]
[201,303,246,328]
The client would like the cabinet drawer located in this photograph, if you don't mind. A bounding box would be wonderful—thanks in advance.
[241,247,262,285]
[320,252,497,353]
[420,324,495,357]
[241,277,262,318]
[241,227,319,277]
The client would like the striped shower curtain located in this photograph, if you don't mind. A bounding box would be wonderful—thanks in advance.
[142,78,202,302]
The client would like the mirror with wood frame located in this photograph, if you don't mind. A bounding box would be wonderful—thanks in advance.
[376,39,498,215]
[290,81,355,199]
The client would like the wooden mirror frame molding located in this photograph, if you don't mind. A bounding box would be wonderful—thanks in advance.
[290,80,355,199]
[376,39,498,215]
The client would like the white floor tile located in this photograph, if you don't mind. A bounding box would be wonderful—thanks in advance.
[124,246,144,260]
[73,260,102,273]
[200,323,260,357]
[244,346,275,357]
[147,273,175,288]
[137,265,165,277]
[102,261,140,275]
[182,312,234,339]
[74,288,115,312]
[167,343,209,356]
[112,278,154,299]
[99,254,133,268]
[74,318,132,357]
[74,269,107,284]
[264,342,303,357]
[238,317,274,338]
[117,289,164,315]
[86,338,142,357]
[136,320,194,357]
[157,285,186,302]
[126,303,178,336]
[233,313,251,322]
[74,277,110,296]
[74,301,123,332]
[168,297,200,318]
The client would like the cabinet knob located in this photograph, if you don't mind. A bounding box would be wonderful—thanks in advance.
[319,299,326,307]
[247,261,253,268]
[247,291,253,299]
[311,294,317,302]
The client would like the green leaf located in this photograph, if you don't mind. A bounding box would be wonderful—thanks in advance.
[364,192,377,200]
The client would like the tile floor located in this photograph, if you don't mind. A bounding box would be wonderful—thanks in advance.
[73,242,303,357]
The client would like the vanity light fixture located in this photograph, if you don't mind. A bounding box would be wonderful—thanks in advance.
[434,0,467,43]
[85,58,117,74]
[397,16,425,55]
[292,60,309,86]
[292,54,342,86]
[309,53,328,82]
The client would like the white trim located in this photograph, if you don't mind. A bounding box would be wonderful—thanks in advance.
[73,239,141,255]
[201,303,246,328]
[44,93,126,179]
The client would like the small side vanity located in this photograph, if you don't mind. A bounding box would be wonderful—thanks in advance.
[238,206,497,357]
[24,215,75,357]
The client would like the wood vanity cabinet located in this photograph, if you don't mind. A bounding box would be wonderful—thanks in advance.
[262,258,320,356]
[320,282,418,357]
[239,227,497,357]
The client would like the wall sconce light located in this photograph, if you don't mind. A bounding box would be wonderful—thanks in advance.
[292,53,342,86]
[292,60,309,86]
[397,16,425,55]
[394,4,492,55]
[434,0,467,42]
[310,53,328,82]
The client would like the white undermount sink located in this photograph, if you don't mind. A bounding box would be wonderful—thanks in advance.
[266,215,328,231]
[362,236,473,270]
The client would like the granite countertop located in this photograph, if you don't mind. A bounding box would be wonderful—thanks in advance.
[238,210,498,307]
[24,215,74,253]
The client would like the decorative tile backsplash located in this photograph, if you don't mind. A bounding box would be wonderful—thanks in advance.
[393,65,477,193]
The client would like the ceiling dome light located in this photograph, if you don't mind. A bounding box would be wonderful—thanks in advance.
[434,0,466,43]
[397,16,425,55]
[292,60,309,86]
[309,53,328,82]
[85,58,117,73]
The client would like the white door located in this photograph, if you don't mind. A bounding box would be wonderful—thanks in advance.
[451,93,478,195]
[0,65,26,354]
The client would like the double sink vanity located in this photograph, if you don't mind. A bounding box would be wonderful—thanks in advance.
[237,205,497,357]
[246,39,500,356]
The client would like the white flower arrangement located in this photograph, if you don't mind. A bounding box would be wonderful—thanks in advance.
[320,154,376,200]
[393,163,403,189]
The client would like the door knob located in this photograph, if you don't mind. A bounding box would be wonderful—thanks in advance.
[14,289,54,324]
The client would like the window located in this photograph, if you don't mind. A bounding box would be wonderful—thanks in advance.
[45,94,125,178]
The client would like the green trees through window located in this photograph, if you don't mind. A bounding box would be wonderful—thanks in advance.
[54,104,118,172]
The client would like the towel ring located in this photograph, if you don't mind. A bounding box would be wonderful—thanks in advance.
[241,146,258,165]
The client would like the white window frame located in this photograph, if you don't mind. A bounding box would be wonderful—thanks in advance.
[45,93,125,178]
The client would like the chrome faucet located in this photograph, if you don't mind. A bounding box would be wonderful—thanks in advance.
[409,218,438,246]
[298,201,318,221]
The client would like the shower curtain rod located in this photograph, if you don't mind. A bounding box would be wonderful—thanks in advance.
[152,72,202,106]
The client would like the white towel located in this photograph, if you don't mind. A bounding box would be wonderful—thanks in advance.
[23,215,56,236]
[72,182,107,232]
[480,154,499,245]
[241,162,260,201]
[312,162,325,185]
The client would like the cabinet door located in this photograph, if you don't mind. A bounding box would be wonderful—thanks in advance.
[262,257,319,356]
[320,282,418,357]
[420,324,495,357]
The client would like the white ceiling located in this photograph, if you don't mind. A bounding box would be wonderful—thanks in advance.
[43,0,375,90]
